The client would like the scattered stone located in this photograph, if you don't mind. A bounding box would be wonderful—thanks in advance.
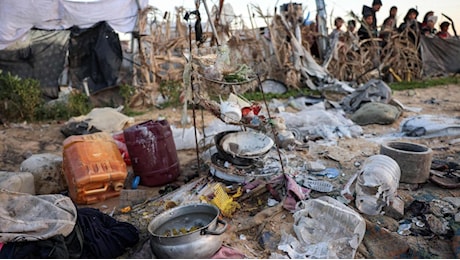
[308,160,326,171]
[0,171,35,194]
[19,153,67,195]
[384,196,405,220]
[351,102,401,126]
[407,89,417,96]
[444,197,460,209]
[455,212,460,222]
[426,214,449,235]
[449,138,460,145]
[362,219,410,258]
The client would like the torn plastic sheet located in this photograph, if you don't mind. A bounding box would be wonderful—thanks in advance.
[340,79,393,113]
[278,103,363,142]
[401,115,460,138]
[276,196,365,259]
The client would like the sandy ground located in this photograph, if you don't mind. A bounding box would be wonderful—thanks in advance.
[1,84,459,258]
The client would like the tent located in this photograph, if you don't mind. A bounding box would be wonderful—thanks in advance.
[0,0,148,99]
[420,35,460,77]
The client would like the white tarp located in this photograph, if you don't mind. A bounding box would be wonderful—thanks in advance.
[401,114,460,138]
[0,0,148,49]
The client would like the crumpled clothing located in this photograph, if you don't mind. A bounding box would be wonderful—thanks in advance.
[211,245,245,259]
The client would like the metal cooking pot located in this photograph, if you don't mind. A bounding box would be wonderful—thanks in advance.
[147,203,227,259]
[214,131,257,166]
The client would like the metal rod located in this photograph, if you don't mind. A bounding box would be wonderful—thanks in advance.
[188,23,201,173]
[256,74,285,175]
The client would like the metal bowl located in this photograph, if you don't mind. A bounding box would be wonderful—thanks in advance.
[214,131,256,166]
[219,131,274,158]
[148,203,227,259]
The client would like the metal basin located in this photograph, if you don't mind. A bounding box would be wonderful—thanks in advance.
[148,203,227,259]
[214,130,273,166]
[214,131,256,166]
[220,131,274,158]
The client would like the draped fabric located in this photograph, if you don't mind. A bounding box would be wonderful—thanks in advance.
[420,35,460,77]
[0,0,148,50]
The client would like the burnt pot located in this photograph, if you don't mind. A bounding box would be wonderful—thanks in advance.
[148,203,227,258]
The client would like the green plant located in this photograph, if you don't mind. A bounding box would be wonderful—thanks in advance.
[34,91,93,121]
[241,88,319,102]
[35,100,72,120]
[158,80,183,108]
[0,69,93,122]
[118,83,145,116]
[119,83,135,107]
[67,91,92,116]
[389,75,460,90]
[0,71,43,121]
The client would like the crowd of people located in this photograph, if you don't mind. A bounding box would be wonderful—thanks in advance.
[330,0,454,44]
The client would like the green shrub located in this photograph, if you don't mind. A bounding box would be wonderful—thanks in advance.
[158,80,183,108]
[0,70,94,122]
[0,71,43,121]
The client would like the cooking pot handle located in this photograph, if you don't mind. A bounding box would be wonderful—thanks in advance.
[201,218,227,236]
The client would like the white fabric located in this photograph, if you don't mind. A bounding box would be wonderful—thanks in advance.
[0,189,77,242]
[69,107,135,133]
[0,0,148,50]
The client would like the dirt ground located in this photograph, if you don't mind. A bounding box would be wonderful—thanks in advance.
[1,84,460,258]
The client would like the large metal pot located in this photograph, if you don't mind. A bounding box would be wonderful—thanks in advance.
[147,203,227,258]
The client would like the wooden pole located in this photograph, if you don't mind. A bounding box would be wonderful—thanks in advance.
[202,0,221,46]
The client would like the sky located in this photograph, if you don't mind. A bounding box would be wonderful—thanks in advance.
[148,0,460,35]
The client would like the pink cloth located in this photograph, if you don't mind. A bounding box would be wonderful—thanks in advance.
[283,174,311,211]
[211,245,245,259]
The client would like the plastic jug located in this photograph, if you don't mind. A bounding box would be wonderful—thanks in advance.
[62,132,127,204]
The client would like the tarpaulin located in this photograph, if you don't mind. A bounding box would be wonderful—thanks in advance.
[0,0,148,50]
[68,21,123,94]
[0,29,70,99]
[420,36,460,77]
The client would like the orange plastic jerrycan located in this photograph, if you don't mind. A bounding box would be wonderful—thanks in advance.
[62,132,128,205]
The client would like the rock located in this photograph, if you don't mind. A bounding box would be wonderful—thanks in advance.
[351,102,401,126]
[0,171,35,194]
[20,153,67,195]
[384,196,405,220]
[426,214,450,235]
[360,219,410,258]
[443,197,460,209]
[308,160,326,172]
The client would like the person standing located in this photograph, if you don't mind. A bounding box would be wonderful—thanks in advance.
[345,20,360,50]
[421,11,435,29]
[421,15,438,37]
[398,8,420,33]
[329,17,345,41]
[358,11,377,41]
[398,8,421,45]
[362,0,382,29]
[383,6,398,30]
[436,21,452,39]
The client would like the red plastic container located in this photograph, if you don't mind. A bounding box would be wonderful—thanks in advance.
[112,131,131,166]
[62,132,127,204]
[123,119,180,187]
